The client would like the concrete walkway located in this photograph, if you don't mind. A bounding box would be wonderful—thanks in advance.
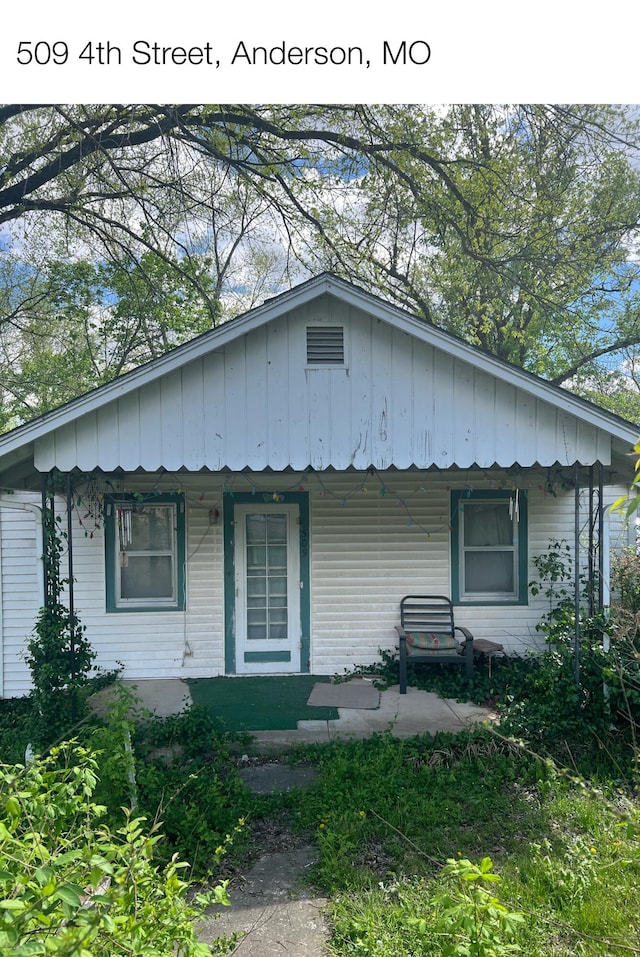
[103,678,495,956]
[198,843,329,956]
[104,676,495,740]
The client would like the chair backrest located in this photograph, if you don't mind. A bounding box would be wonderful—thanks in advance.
[399,595,455,636]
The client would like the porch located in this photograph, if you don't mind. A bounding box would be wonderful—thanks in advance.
[92,675,496,745]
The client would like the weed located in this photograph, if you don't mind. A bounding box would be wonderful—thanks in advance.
[409,857,525,957]
[130,706,256,877]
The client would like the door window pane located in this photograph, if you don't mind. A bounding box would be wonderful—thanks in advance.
[244,512,289,641]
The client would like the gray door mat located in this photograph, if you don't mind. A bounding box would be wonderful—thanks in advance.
[307,680,380,710]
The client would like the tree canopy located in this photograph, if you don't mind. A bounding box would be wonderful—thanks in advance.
[1,103,640,428]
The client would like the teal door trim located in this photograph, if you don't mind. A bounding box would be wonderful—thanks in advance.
[224,491,310,674]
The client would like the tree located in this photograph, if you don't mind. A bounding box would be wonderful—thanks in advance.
[311,105,640,416]
[1,104,640,424]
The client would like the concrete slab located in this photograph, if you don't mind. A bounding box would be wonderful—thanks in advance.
[89,678,192,719]
[91,678,495,745]
[248,684,494,749]
[238,763,320,794]
[325,683,494,739]
[198,845,329,956]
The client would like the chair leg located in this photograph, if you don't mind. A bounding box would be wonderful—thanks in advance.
[464,642,474,682]
[399,641,408,694]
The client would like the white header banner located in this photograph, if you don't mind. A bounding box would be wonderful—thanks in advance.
[1,2,638,103]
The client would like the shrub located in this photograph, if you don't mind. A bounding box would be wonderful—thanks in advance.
[0,743,232,956]
[24,508,96,752]
[0,698,35,764]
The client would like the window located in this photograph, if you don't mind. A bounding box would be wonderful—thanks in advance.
[105,494,185,612]
[451,490,528,604]
[306,326,344,364]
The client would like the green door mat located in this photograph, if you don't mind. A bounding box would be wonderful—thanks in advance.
[187,675,339,731]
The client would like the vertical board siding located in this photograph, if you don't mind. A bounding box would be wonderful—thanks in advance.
[33,296,613,474]
[202,351,226,471]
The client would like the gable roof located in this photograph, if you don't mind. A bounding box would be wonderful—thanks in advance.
[0,273,638,485]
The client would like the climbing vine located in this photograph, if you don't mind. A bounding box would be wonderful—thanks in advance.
[25,494,96,751]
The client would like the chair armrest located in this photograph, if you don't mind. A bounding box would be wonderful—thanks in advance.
[395,625,408,640]
[455,626,474,642]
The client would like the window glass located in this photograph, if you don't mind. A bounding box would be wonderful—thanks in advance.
[123,508,173,552]
[451,490,527,604]
[463,502,513,547]
[464,552,515,594]
[244,511,289,641]
[121,555,173,599]
[106,497,184,611]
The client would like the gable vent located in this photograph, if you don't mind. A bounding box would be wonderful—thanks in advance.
[306,326,344,364]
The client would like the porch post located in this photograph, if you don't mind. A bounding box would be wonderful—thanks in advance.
[574,463,580,685]
[41,472,56,610]
[66,472,77,717]
[586,462,605,615]
[40,474,48,607]
[598,461,604,610]
[588,466,595,617]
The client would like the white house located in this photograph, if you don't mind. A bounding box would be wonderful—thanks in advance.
[0,273,637,697]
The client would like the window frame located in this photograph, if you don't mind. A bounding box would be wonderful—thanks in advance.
[450,489,528,605]
[104,493,186,613]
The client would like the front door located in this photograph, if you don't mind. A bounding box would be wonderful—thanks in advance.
[233,503,301,673]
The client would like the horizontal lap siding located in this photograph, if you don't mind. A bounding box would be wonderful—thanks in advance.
[3,470,629,694]
[310,473,449,671]
[0,496,40,697]
[308,472,564,672]
[66,475,224,682]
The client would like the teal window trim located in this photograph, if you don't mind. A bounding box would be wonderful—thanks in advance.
[223,491,310,674]
[104,493,186,613]
[450,489,528,606]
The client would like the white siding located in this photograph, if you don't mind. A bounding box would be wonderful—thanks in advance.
[3,467,631,695]
[3,466,635,697]
[34,298,612,475]
[0,495,41,697]
[309,472,552,668]
[64,476,225,683]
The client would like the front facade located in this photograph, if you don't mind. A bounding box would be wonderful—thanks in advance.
[0,275,637,696]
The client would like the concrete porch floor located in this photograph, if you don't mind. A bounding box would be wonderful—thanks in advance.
[108,677,495,744]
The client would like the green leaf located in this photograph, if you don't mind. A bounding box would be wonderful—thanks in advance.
[0,898,27,911]
[35,866,55,886]
[53,884,83,908]
[3,797,20,820]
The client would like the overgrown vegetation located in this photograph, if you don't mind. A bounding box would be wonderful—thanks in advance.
[248,728,640,956]
[24,505,97,751]
[0,743,233,956]
[4,533,640,954]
